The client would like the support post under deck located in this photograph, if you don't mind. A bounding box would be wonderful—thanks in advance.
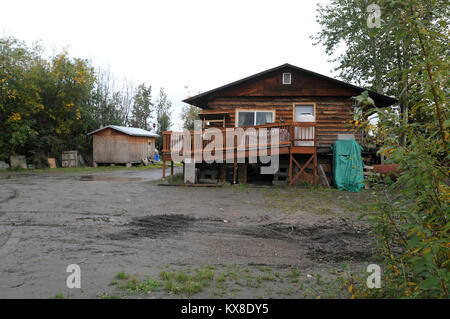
[162,156,166,180]
[313,153,317,185]
[289,153,293,184]
[233,135,237,183]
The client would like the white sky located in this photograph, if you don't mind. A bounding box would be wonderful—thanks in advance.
[1,0,340,130]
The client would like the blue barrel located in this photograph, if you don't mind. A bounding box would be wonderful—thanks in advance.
[154,154,160,161]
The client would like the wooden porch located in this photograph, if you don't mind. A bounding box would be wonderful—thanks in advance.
[161,122,317,185]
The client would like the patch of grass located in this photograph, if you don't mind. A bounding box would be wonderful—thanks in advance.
[109,264,354,298]
[115,271,130,280]
[261,186,376,217]
[244,274,262,288]
[154,172,184,184]
[165,279,182,294]
[0,163,171,176]
[183,280,205,295]
[261,273,277,281]
[157,267,216,296]
[216,273,226,283]
[120,276,162,294]
[285,268,300,278]
[258,266,272,273]
[194,268,215,281]
[51,293,66,299]
[109,279,119,286]
[159,270,175,281]
[175,272,190,283]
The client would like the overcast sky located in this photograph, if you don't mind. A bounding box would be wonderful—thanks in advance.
[1,0,339,130]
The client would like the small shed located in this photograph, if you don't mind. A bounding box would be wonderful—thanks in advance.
[88,125,159,167]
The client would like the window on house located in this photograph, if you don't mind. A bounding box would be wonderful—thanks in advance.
[282,73,291,85]
[237,111,274,127]
[294,105,315,122]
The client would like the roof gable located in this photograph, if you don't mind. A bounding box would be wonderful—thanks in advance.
[184,63,397,108]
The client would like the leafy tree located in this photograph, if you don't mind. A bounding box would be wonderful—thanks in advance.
[180,104,200,131]
[330,0,449,298]
[0,37,40,158]
[312,0,448,140]
[130,83,153,130]
[93,66,126,127]
[155,87,172,151]
[0,37,97,160]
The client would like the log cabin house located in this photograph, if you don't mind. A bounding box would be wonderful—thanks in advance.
[162,64,396,185]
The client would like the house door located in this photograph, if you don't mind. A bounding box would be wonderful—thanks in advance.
[294,104,315,146]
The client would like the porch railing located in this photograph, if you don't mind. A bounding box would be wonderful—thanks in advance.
[162,122,316,159]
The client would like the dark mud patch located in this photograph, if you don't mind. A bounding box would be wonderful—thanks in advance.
[107,214,375,263]
[107,214,196,240]
[80,175,145,182]
[302,218,375,263]
[233,219,374,263]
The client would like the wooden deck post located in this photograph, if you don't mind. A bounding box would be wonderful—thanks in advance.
[289,153,293,184]
[220,164,226,182]
[162,156,166,180]
[313,153,317,185]
[170,161,174,176]
[182,161,185,179]
[233,157,237,184]
[233,135,237,183]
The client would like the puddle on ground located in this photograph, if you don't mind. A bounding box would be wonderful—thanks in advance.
[80,175,145,182]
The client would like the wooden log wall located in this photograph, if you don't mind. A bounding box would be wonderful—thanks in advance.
[206,97,362,149]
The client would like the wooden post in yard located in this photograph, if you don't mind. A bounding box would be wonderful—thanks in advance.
[289,153,293,184]
[162,156,166,180]
[313,153,317,185]
[289,125,293,185]
[220,163,226,182]
[313,124,318,185]
[170,161,174,176]
[233,135,237,183]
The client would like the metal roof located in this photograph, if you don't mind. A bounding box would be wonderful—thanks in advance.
[183,63,398,108]
[88,125,159,137]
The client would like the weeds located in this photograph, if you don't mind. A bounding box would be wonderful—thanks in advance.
[115,271,130,280]
[109,264,356,298]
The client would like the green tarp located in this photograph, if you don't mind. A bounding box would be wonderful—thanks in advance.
[331,139,364,192]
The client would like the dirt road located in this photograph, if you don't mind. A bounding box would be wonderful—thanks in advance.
[0,168,375,298]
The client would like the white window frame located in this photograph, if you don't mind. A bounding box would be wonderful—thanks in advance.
[235,109,275,127]
[282,72,291,85]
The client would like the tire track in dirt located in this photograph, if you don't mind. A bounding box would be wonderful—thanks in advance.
[106,214,375,263]
[0,226,22,258]
[0,186,18,204]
